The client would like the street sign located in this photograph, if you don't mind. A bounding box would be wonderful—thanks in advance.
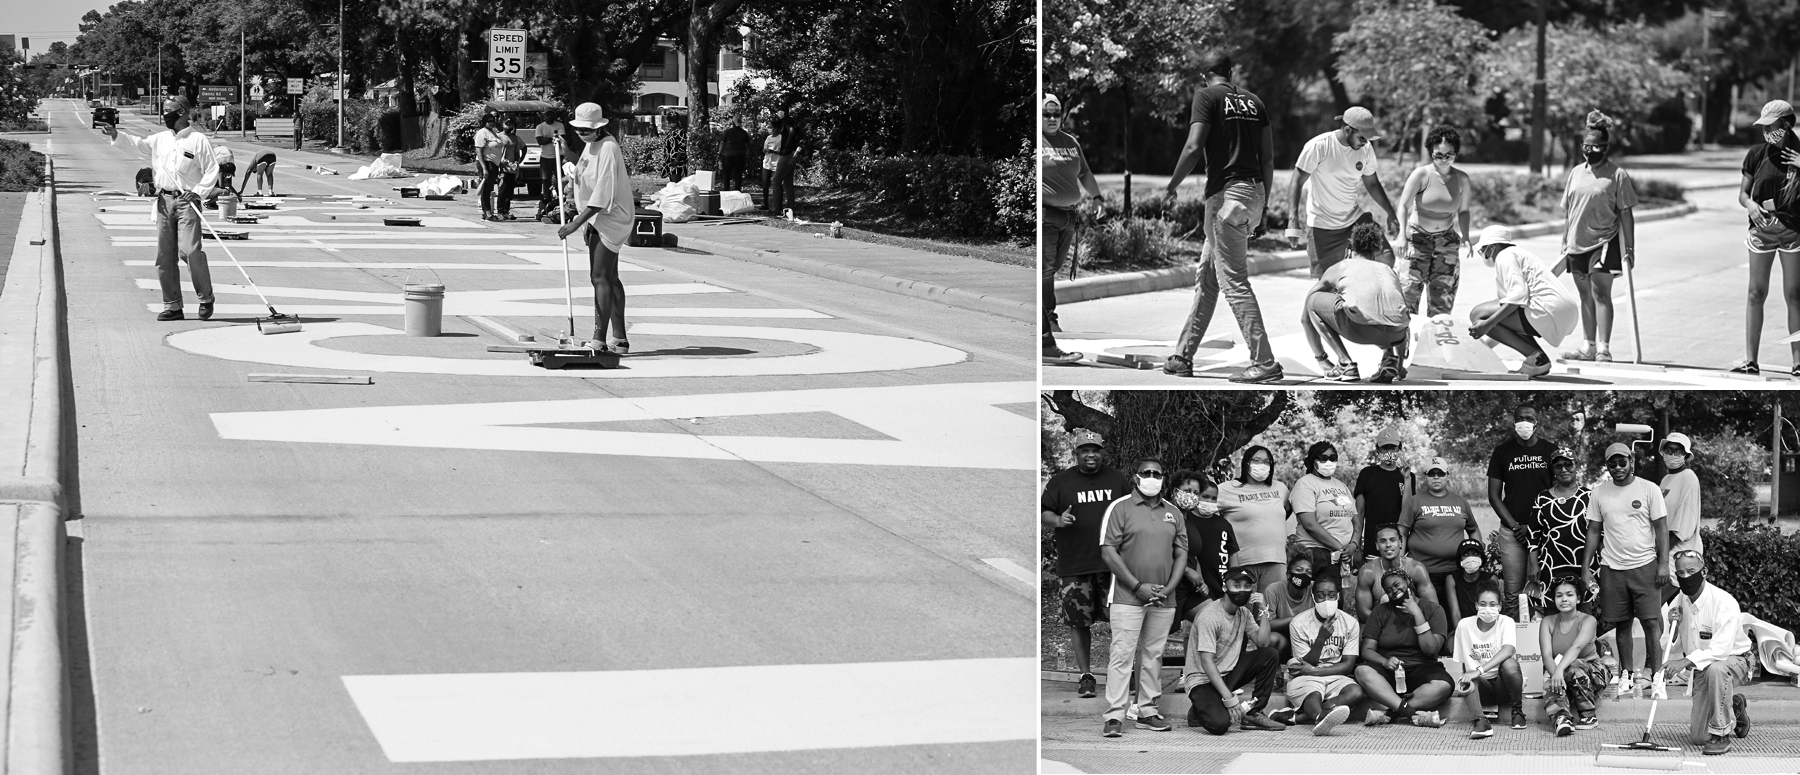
[197,85,238,105]
[287,77,304,95]
[487,28,526,80]
[250,82,265,99]
[525,53,546,84]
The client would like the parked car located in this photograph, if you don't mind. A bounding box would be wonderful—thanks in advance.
[91,106,119,129]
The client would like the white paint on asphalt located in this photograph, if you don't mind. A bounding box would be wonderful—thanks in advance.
[982,558,1038,587]
[124,254,649,272]
[213,380,1032,468]
[133,280,732,309]
[174,303,829,318]
[172,321,970,379]
[97,213,481,229]
[341,657,1036,761]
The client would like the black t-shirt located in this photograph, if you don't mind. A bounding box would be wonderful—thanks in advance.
[1355,465,1409,527]
[1742,136,1800,229]
[1181,512,1239,599]
[1487,436,1556,528]
[720,125,751,155]
[1041,466,1133,576]
[1188,81,1269,198]
[1449,569,1494,621]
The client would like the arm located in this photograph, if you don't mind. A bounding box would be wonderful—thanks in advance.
[1248,602,1273,647]
[1166,122,1210,195]
[1680,596,1743,672]
[1619,207,1637,267]
[192,139,220,200]
[1294,510,1343,551]
[1076,142,1101,200]
[1396,167,1421,234]
[1488,476,1518,532]
[1445,574,1462,624]
[1288,169,1311,244]
[1357,568,1375,619]
[1580,515,1601,591]
[1364,174,1400,236]
[1361,636,1395,670]
[1041,508,1074,529]
[1260,125,1275,192]
[1651,516,1669,587]
[1474,643,1518,677]
[1457,170,1474,248]
[1100,545,1139,591]
[1412,565,1440,607]
[104,124,153,158]
[1196,651,1240,713]
[1409,599,1445,655]
[1163,545,1189,601]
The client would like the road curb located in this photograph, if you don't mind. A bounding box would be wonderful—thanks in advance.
[672,233,1035,323]
[0,157,74,774]
[1054,202,1701,304]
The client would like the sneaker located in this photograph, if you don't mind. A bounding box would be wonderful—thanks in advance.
[1729,360,1761,375]
[1555,714,1574,737]
[1470,718,1494,738]
[1412,710,1444,728]
[1230,362,1284,384]
[1482,707,1499,721]
[1312,704,1350,736]
[1558,347,1596,363]
[1267,707,1298,727]
[1363,709,1391,727]
[198,301,213,321]
[1666,668,1691,687]
[1161,353,1193,377]
[156,309,184,321]
[1103,718,1123,738]
[1137,713,1172,732]
[1519,352,1553,378]
[1703,733,1732,755]
[1576,714,1599,730]
[1334,362,1362,382]
[1077,673,1097,698]
[1733,693,1750,738]
[1512,710,1529,730]
[1043,345,1082,365]
[1371,355,1400,384]
[1240,712,1286,731]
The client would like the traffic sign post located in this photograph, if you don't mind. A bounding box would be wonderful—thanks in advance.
[286,77,305,95]
[487,29,526,81]
[198,85,238,105]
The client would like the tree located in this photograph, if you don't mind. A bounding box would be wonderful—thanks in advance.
[1483,21,1693,163]
[1041,391,1292,478]
[1333,0,1492,164]
[1,50,38,126]
[684,0,746,160]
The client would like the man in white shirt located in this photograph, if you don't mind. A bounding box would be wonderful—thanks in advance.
[101,95,220,321]
[1286,106,1401,278]
[1659,433,1703,604]
[1582,442,1670,697]
[1660,551,1755,755]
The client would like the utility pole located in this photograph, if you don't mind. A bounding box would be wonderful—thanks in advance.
[336,0,344,149]
[240,22,246,138]
[1528,0,1547,175]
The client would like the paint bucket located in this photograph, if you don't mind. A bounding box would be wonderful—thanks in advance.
[220,195,237,219]
[403,281,445,337]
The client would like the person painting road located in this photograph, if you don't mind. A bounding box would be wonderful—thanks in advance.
[1162,54,1281,384]
[1395,126,1473,317]
[1041,430,1132,699]
[1288,106,1401,275]
[1469,225,1580,378]
[1661,550,1756,756]
[1582,442,1670,699]
[1557,110,1639,364]
[555,103,634,353]
[1040,93,1102,365]
[1301,221,1412,383]
[1098,458,1188,737]
[242,149,278,197]
[1733,99,1800,375]
[101,95,220,322]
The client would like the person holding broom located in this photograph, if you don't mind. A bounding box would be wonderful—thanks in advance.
[101,95,220,322]
[1557,110,1639,364]
[556,103,634,353]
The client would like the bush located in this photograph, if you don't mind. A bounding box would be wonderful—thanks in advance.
[1465,171,1565,225]
[1126,192,1206,239]
[298,100,380,153]
[0,138,46,191]
[992,139,1034,245]
[621,135,662,176]
[1692,430,1762,528]
[1700,525,1800,635]
[445,102,488,164]
[1637,175,1685,203]
[1080,216,1178,268]
[215,104,262,132]
[860,154,998,238]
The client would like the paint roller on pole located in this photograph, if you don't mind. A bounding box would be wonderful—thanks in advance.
[1625,251,1644,364]
[175,182,302,334]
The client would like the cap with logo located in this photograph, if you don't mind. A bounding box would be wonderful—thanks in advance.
[1223,567,1256,585]
[1552,446,1576,463]
[1604,442,1633,461]
[1335,106,1383,139]
[1457,538,1486,560]
[1425,456,1449,475]
[1043,93,1062,113]
[1663,432,1693,455]
[1376,425,1403,448]
[1755,99,1795,127]
[1070,429,1104,450]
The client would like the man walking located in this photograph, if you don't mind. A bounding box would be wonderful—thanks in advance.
[1040,93,1101,365]
[1041,431,1132,700]
[1487,405,1556,619]
[1661,551,1755,755]
[1098,458,1188,737]
[102,95,220,322]
[1583,442,1670,698]
[1161,54,1281,383]
[533,110,567,199]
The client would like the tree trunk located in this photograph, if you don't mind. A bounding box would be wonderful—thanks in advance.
[1322,58,1352,114]
[687,0,746,169]
[395,24,420,150]
[458,24,484,108]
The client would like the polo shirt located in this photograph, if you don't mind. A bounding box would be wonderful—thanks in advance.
[1100,493,1189,606]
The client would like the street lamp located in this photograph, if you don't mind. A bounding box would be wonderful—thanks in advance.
[1699,9,1728,147]
[322,0,344,148]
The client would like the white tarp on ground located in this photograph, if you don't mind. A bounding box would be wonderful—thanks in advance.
[720,191,755,215]
[650,175,708,222]
[350,153,412,180]
[418,173,464,196]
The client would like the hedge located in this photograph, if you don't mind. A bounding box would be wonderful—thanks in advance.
[1700,525,1800,636]
[0,138,46,191]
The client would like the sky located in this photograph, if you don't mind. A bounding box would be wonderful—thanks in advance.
[0,0,106,53]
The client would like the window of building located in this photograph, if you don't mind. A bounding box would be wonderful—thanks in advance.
[638,47,678,82]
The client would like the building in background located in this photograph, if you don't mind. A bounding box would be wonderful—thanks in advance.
[625,27,758,134]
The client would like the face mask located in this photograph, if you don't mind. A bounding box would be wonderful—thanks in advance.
[1663,452,1686,470]
[1766,127,1788,145]
[1171,490,1201,512]
[1515,421,1535,441]
[1290,573,1312,588]
[1477,606,1500,624]
[1315,461,1338,478]
[1377,450,1399,467]
[1388,588,1409,606]
[1137,476,1163,498]
[1194,501,1220,516]
[1226,590,1253,607]
[1314,599,1339,618]
[1460,558,1482,573]
[1584,149,1607,166]
[1248,463,1271,483]
[163,110,184,130]
[1678,571,1705,597]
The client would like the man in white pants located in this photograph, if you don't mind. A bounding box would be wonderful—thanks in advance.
[1660,551,1754,756]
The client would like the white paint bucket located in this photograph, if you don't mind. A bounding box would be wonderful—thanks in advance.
[221,195,237,219]
[403,282,445,337]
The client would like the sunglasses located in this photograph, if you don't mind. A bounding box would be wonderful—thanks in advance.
[1376,445,1400,452]
[1043,111,1062,119]
[1606,458,1633,468]
[1431,152,1456,161]
[1138,470,1166,479]
[1553,461,1576,470]
[1426,470,1448,477]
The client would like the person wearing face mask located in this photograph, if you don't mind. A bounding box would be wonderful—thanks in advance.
[1355,568,1452,727]
[1467,225,1579,378]
[101,95,220,322]
[1529,447,1597,617]
[1557,110,1639,364]
[1661,551,1755,756]
[1444,539,1496,628]
[1300,222,1412,383]
[1039,92,1102,366]
[1540,576,1610,736]
[1400,456,1479,625]
[1487,405,1557,619]
[1258,553,1316,670]
[1395,125,1473,318]
[1355,425,1415,564]
[1183,568,1286,734]
[1288,441,1360,578]
[1582,442,1670,700]
[1219,445,1293,592]
[1041,430,1132,700]
[1276,575,1362,735]
[1355,524,1438,619]
[556,103,636,353]
[1452,582,1525,736]
[1732,100,1800,375]
[1659,433,1702,607]
[1098,458,1189,737]
[1171,472,1237,634]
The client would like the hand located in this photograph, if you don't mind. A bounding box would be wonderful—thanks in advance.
[1387,656,1404,671]
[1455,678,1474,697]
[1581,571,1597,597]
[1249,592,1265,610]
[556,222,580,241]
[1057,510,1076,528]
[1662,658,1691,681]
[1624,250,1636,269]
[1228,700,1249,726]
[1524,580,1544,602]
[1750,201,1772,223]
[1387,214,1401,239]
[1655,572,1670,588]
[1286,228,1303,249]
[1782,147,1800,168]
[1546,670,1565,693]
[100,121,117,139]
[1511,522,1532,543]
[1163,185,1179,202]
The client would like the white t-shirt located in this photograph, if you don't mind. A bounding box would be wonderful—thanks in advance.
[1589,476,1667,570]
[1287,474,1357,551]
[1661,468,1701,540]
[1454,614,1518,679]
[1493,245,1579,347]
[1296,130,1379,230]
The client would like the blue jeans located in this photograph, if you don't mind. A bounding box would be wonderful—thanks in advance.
[1497,526,1528,619]
[1042,206,1078,346]
[1175,180,1273,365]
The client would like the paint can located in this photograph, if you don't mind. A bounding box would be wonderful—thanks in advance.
[403,281,445,337]
[220,195,237,219]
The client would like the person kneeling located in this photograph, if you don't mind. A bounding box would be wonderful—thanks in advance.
[1661,550,1756,756]
[1355,569,1454,727]
[1468,225,1580,378]
[1279,575,1363,735]
[1454,581,1526,738]
[1303,221,1412,383]
[1183,568,1287,734]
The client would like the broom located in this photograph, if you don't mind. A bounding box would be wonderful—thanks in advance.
[176,182,301,334]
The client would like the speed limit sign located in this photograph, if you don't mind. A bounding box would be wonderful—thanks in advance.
[487,28,527,80]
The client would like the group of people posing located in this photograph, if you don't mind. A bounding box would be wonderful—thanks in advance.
[1042,407,1757,755]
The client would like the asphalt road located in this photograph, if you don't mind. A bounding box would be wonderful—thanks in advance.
[42,99,1036,774]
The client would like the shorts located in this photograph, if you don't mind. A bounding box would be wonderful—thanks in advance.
[1308,212,1395,278]
[1060,572,1112,628]
[1565,231,1623,275]
[1365,659,1454,693]
[1746,216,1800,253]
[1599,562,1662,623]
[1288,674,1356,702]
[1306,289,1408,348]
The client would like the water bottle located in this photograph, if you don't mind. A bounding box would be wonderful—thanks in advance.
[1396,664,1409,693]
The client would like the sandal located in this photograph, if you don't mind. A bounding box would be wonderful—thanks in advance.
[1729,360,1761,375]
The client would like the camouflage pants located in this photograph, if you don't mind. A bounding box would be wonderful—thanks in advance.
[1060,572,1113,628]
[1403,227,1462,318]
[1544,654,1615,720]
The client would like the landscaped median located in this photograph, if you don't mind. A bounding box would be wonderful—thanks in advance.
[0,157,73,774]
[1053,201,1699,305]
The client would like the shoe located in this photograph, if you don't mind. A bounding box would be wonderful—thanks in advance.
[1512,710,1528,730]
[1519,352,1553,378]
[1230,362,1284,384]
[1043,345,1082,365]
[156,309,184,321]
[1077,673,1096,698]
[1733,693,1749,738]
[607,338,630,354]
[1240,712,1286,731]
[1267,707,1298,726]
[1161,353,1193,377]
[1470,718,1494,738]
[1335,362,1363,382]
[1363,709,1391,727]
[1596,350,1614,362]
[505,212,518,221]
[1729,360,1761,374]
[1137,713,1172,732]
[1371,356,1399,384]
[1102,718,1123,738]
[198,301,213,320]
[1703,733,1732,755]
[1555,714,1574,737]
[1558,347,1596,363]
[1576,714,1599,730]
[1411,710,1444,728]
[1482,707,1499,721]
[1312,704,1349,736]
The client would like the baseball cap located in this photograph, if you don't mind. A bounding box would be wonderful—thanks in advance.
[161,95,191,113]
[1457,538,1485,560]
[568,102,610,129]
[1375,425,1403,449]
[1335,106,1383,139]
[1042,93,1062,113]
[1755,100,1795,127]
[1070,429,1104,450]
[1604,442,1633,461]
[1551,446,1576,464]
[1472,224,1518,253]
[1424,457,1450,476]
[1663,432,1693,454]
[1224,567,1256,585]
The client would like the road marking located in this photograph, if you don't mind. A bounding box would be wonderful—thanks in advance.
[97,213,481,229]
[212,380,1031,468]
[342,657,1035,762]
[172,321,970,379]
[113,243,560,252]
[124,255,649,271]
[133,279,730,305]
[168,303,829,318]
[982,558,1038,586]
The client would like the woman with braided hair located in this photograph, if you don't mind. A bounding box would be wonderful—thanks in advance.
[1540,576,1615,736]
[1557,110,1639,363]
[1354,566,1454,727]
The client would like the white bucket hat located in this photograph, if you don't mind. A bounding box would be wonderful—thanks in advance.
[1471,224,1518,253]
[569,102,609,129]
[213,146,234,165]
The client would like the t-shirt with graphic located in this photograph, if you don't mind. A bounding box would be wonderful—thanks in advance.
[1218,479,1290,566]
[1355,465,1411,550]
[1188,81,1269,198]
[1531,487,1597,593]
[1742,135,1800,230]
[1366,596,1449,669]
[1589,476,1667,571]
[1289,608,1361,669]
[1041,465,1133,577]
[1560,162,1638,255]
[1487,435,1556,528]
[1183,512,1239,601]
[1454,613,1518,679]
[1402,490,1475,574]
[1295,130,1379,230]
[1288,474,1357,552]
[1185,598,1255,687]
[1040,130,1094,209]
[1661,468,1701,542]
[1100,494,1189,606]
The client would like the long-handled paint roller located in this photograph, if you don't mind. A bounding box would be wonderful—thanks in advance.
[1597,615,1685,769]
[1625,252,1643,364]
[176,182,301,334]
[554,139,578,344]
